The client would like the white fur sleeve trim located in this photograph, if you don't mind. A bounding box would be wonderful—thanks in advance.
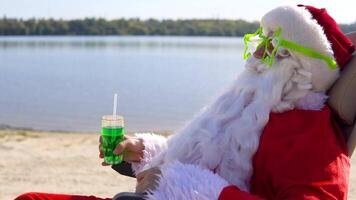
[295,92,328,111]
[130,133,167,175]
[146,161,229,200]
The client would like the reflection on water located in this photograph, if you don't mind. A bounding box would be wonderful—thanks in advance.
[0,36,244,49]
[0,36,244,132]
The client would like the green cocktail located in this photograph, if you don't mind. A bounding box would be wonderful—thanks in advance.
[101,115,125,165]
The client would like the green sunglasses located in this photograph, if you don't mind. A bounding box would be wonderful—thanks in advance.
[243,27,337,70]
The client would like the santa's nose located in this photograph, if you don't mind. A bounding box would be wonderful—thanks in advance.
[253,40,274,59]
[253,45,266,59]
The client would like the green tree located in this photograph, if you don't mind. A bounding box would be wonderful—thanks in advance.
[0,17,353,36]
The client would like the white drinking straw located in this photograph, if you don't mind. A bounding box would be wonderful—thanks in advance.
[113,93,118,118]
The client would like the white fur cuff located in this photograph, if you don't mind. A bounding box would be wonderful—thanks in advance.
[130,133,167,175]
[146,161,229,200]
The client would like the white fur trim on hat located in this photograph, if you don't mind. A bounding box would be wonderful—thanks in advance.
[261,5,339,92]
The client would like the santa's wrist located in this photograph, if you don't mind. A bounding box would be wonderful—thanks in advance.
[145,161,229,200]
[130,133,167,174]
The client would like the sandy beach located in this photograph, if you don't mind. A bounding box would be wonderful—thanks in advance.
[0,129,355,200]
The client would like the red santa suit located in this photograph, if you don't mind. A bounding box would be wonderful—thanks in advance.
[219,106,350,199]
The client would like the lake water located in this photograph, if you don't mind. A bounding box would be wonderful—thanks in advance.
[0,36,244,132]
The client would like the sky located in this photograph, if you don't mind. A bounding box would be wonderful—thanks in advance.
[0,0,355,24]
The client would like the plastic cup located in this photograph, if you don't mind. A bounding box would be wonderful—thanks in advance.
[101,115,125,165]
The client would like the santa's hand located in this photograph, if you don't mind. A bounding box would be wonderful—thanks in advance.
[135,167,161,193]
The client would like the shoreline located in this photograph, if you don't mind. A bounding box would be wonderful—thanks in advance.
[0,125,173,136]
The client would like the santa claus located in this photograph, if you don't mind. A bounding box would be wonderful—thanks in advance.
[114,4,354,200]
[16,4,354,200]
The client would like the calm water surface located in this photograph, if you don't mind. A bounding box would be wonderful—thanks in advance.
[0,36,244,132]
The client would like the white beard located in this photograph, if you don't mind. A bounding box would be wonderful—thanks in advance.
[146,56,315,192]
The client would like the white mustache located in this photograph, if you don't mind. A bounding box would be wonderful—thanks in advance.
[245,56,269,73]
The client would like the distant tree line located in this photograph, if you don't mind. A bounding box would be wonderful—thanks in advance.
[0,17,259,36]
[0,17,354,36]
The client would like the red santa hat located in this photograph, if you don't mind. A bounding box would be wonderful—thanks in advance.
[260,5,355,92]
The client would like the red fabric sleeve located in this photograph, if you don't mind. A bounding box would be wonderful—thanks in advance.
[258,107,349,200]
[218,106,350,200]
[15,192,111,200]
[219,185,264,200]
